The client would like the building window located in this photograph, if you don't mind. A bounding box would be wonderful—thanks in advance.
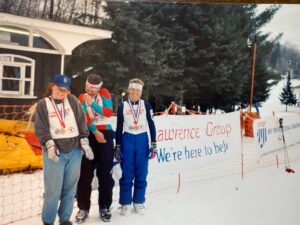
[0,54,35,98]
[0,26,55,50]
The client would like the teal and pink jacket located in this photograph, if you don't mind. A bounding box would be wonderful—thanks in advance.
[78,88,113,132]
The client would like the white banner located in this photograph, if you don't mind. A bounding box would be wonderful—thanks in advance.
[107,112,242,188]
[253,114,300,156]
[147,111,242,177]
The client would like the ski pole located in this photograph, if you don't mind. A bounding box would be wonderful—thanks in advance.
[279,118,295,173]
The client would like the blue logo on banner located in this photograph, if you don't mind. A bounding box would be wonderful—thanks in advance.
[257,128,267,148]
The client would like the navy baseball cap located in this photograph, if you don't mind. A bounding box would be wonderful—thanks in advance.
[52,74,71,90]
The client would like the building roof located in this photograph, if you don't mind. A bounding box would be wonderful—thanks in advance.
[0,13,112,55]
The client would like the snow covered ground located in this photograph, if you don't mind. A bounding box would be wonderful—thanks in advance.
[4,79,300,225]
[12,161,300,225]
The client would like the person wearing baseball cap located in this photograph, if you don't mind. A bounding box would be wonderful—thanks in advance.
[52,74,72,90]
[35,74,94,225]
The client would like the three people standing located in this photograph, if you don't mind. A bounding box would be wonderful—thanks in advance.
[35,74,156,224]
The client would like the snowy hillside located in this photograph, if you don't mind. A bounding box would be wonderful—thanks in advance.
[260,79,300,117]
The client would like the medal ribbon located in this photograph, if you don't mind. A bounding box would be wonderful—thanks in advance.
[128,99,141,125]
[49,97,65,128]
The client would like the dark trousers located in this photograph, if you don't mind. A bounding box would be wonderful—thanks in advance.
[77,130,115,211]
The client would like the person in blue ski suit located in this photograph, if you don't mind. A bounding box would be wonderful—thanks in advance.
[115,78,157,216]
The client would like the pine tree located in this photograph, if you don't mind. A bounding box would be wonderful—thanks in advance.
[279,71,297,112]
[65,3,280,112]
[237,5,280,111]
[184,4,251,112]
[99,2,163,105]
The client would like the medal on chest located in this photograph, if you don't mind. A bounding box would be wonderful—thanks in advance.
[128,99,141,130]
[49,97,66,134]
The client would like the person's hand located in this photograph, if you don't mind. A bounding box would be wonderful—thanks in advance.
[84,93,93,106]
[93,130,106,143]
[149,142,157,159]
[45,140,59,162]
[80,138,94,160]
[114,145,122,162]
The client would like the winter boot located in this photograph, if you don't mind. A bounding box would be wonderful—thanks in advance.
[120,205,131,216]
[75,209,88,223]
[100,208,112,222]
[133,204,146,215]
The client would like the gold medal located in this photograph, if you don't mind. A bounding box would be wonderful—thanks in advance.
[60,128,66,134]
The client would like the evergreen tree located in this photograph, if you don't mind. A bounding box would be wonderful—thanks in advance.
[66,3,280,112]
[238,5,280,110]
[99,2,171,108]
[149,3,197,106]
[184,4,251,112]
[279,71,297,112]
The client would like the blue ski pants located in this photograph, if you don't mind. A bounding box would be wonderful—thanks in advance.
[119,132,149,205]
